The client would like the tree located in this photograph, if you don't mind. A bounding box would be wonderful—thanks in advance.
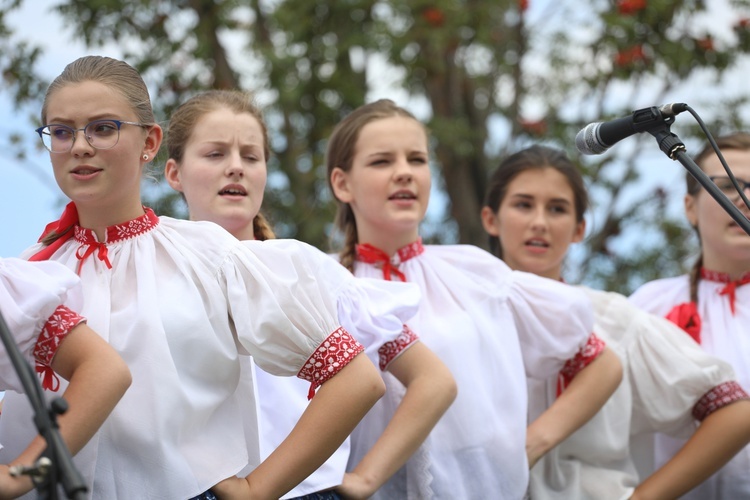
[3,0,750,293]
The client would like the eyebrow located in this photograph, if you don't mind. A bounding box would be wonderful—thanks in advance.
[46,113,127,124]
[509,193,572,204]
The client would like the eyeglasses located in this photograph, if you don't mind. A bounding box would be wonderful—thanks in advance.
[709,175,750,200]
[35,119,149,153]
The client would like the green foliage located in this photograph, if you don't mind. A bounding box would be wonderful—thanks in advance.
[2,0,750,293]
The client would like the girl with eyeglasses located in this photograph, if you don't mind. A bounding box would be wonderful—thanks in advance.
[0,56,386,500]
[324,99,623,499]
[482,144,750,500]
[630,132,750,499]
[0,257,131,498]
[162,89,457,500]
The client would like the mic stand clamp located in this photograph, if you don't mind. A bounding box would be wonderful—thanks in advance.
[646,119,750,237]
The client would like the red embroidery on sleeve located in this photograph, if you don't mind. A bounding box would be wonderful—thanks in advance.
[556,333,606,397]
[33,305,86,392]
[692,381,749,421]
[298,326,365,400]
[378,325,419,371]
[665,302,702,344]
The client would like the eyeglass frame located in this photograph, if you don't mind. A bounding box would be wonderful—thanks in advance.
[708,175,750,199]
[35,119,151,153]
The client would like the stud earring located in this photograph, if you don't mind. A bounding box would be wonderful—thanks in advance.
[143,154,149,161]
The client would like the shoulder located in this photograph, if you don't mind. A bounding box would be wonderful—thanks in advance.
[629,275,689,313]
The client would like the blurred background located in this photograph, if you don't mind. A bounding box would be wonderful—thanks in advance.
[2,0,750,294]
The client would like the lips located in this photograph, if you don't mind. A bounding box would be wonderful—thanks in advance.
[219,184,247,196]
[388,190,416,200]
[525,238,549,248]
[71,166,103,175]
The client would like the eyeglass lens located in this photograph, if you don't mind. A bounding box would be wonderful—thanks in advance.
[40,120,122,152]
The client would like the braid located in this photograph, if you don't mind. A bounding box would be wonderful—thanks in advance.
[689,254,703,304]
[336,207,359,273]
[40,226,73,247]
[253,212,276,241]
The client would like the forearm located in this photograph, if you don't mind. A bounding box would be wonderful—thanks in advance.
[242,354,385,499]
[527,347,622,465]
[349,345,457,493]
[632,399,750,500]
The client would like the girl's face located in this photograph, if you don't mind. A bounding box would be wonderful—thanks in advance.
[45,80,160,223]
[331,115,431,251]
[481,167,585,280]
[165,108,267,241]
[685,149,750,274]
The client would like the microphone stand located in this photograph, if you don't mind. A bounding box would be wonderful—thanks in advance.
[0,310,87,499]
[646,122,750,237]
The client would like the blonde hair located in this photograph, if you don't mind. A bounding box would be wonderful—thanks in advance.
[325,99,424,271]
[167,89,275,240]
[41,56,156,246]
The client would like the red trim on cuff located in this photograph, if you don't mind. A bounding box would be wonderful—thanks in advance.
[33,305,86,392]
[692,381,750,421]
[556,333,606,397]
[298,326,365,400]
[378,325,419,371]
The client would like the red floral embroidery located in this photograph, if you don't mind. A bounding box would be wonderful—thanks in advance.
[73,208,159,272]
[700,268,750,315]
[34,305,85,392]
[378,325,419,371]
[557,333,606,397]
[692,381,749,421]
[298,326,364,400]
[355,238,424,282]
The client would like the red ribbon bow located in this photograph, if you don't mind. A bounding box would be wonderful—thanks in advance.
[28,202,79,263]
[355,244,407,282]
[700,269,750,315]
[665,302,702,344]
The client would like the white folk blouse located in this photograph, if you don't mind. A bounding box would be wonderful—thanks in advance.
[630,272,750,500]
[346,241,596,499]
[0,210,364,499]
[529,286,744,500]
[239,239,421,499]
[0,258,85,394]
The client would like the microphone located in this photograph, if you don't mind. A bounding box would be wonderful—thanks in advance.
[576,103,688,155]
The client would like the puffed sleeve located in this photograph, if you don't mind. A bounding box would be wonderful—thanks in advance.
[223,240,365,397]
[245,240,421,372]
[0,258,86,392]
[594,290,747,438]
[506,270,596,380]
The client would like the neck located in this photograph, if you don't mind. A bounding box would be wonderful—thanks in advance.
[702,253,750,280]
[76,199,145,241]
[357,228,420,257]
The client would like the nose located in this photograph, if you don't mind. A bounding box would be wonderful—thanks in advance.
[70,128,94,156]
[394,158,413,183]
[530,206,549,231]
[225,151,244,177]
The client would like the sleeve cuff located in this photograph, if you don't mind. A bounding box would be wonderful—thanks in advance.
[298,326,365,400]
[33,305,86,391]
[378,324,420,371]
[692,381,750,421]
[557,332,606,397]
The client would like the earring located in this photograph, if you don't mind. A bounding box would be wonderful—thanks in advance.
[142,154,149,161]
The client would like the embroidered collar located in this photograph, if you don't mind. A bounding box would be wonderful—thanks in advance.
[73,208,159,246]
[355,238,424,282]
[29,203,159,274]
[700,268,750,315]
